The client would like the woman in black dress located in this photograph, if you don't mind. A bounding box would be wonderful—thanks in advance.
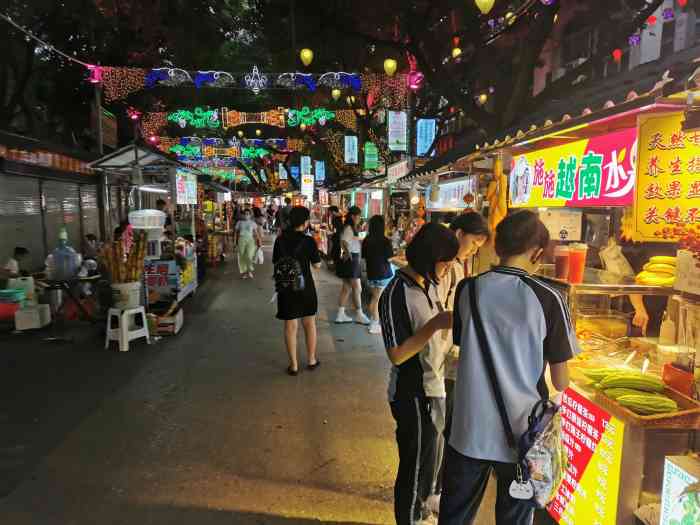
[273,206,322,375]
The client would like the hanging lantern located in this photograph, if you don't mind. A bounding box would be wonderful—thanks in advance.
[255,129,262,136]
[612,48,623,63]
[87,64,102,84]
[384,58,398,77]
[331,88,341,101]
[452,47,462,59]
[237,130,244,138]
[475,0,495,15]
[300,48,314,66]
[478,93,488,105]
[679,0,688,7]
[346,95,356,106]
[647,14,657,25]
[452,36,460,48]
[127,107,141,121]
[300,123,307,131]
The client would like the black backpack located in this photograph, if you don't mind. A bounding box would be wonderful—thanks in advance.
[274,238,305,293]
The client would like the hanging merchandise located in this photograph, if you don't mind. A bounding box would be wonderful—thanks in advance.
[364,142,379,170]
[344,136,359,164]
[388,111,408,152]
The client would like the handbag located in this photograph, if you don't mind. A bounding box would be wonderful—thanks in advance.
[467,278,567,508]
[255,247,264,265]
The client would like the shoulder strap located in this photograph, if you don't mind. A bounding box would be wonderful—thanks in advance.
[468,278,517,450]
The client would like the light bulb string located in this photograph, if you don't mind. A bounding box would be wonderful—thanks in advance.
[0,12,92,68]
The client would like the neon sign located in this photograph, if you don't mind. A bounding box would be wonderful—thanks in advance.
[287,107,335,127]
[167,107,220,129]
[241,146,269,159]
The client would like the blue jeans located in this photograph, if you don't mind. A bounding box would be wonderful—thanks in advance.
[438,445,534,525]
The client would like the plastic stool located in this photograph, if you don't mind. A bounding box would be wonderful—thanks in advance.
[105,307,150,352]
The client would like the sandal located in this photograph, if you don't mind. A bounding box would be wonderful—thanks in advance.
[287,366,299,376]
[307,361,321,371]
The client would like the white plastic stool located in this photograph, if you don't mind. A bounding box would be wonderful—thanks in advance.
[105,307,150,352]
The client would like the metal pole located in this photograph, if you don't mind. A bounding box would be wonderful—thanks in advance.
[95,84,104,156]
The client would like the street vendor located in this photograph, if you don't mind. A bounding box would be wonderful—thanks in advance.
[2,246,30,279]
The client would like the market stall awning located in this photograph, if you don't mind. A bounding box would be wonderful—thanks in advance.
[87,142,199,176]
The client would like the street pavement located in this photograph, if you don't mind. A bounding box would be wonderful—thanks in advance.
[0,240,510,525]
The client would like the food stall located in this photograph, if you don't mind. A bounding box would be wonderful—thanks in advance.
[199,184,233,265]
[477,101,700,525]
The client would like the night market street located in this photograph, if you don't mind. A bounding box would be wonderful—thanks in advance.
[0,245,505,525]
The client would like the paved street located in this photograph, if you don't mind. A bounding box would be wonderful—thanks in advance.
[0,242,504,525]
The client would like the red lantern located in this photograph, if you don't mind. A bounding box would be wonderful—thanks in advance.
[647,15,657,25]
[612,48,623,63]
[678,0,688,7]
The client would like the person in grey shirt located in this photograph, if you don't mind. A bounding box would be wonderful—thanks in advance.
[439,211,576,525]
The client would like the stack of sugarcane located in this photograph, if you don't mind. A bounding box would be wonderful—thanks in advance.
[100,230,147,283]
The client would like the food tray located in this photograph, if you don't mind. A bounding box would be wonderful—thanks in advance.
[594,386,700,429]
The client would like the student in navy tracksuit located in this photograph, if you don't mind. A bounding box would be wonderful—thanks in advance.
[379,223,459,525]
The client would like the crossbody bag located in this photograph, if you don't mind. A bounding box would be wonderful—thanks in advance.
[467,277,567,508]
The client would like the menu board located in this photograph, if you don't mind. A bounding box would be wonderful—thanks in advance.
[539,209,583,241]
[364,142,379,170]
[634,112,700,242]
[175,171,198,205]
[301,174,314,202]
[509,128,637,209]
[388,111,408,151]
[548,388,625,525]
[426,178,476,210]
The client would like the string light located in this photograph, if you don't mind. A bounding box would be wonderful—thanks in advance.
[102,67,147,102]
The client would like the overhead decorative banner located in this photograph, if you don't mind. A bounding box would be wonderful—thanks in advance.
[509,128,637,208]
[287,107,335,127]
[364,142,379,170]
[547,388,625,525]
[168,107,220,129]
[344,136,359,164]
[388,111,408,152]
[416,118,437,157]
[301,155,312,176]
[278,163,288,180]
[634,112,700,242]
[301,174,314,202]
[315,160,325,183]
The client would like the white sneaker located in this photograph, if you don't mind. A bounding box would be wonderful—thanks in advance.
[335,311,353,324]
[368,321,381,334]
[355,311,371,325]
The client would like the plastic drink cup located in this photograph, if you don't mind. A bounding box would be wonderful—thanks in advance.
[568,243,588,284]
[554,245,570,280]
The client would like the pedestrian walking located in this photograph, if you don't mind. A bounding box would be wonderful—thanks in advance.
[361,215,394,335]
[335,206,371,325]
[329,205,344,269]
[276,197,293,233]
[272,206,322,376]
[379,223,459,525]
[439,211,576,525]
[234,208,262,279]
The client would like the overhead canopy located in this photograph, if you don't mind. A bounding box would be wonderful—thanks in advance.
[87,142,201,179]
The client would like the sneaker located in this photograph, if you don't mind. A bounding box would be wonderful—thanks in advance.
[368,321,381,334]
[355,311,371,325]
[335,311,353,324]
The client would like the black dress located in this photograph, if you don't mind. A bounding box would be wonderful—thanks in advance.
[273,231,321,320]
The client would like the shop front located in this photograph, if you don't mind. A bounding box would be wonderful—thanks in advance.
[485,102,700,525]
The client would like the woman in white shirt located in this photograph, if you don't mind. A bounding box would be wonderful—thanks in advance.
[235,209,262,279]
[335,206,370,324]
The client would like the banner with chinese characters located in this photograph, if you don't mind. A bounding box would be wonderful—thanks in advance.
[416,118,437,157]
[301,174,314,202]
[634,112,700,242]
[509,128,637,208]
[547,388,625,525]
[344,136,358,164]
[301,155,312,176]
[388,111,408,151]
[175,171,198,205]
[315,160,325,183]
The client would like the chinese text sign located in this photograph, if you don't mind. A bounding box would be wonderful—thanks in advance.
[634,112,700,242]
[388,111,408,152]
[510,128,637,208]
[547,388,625,525]
[416,118,436,157]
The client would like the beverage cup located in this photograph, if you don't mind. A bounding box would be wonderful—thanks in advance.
[568,243,588,284]
[554,245,570,280]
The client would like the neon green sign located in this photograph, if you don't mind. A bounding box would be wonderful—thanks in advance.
[287,107,335,127]
[167,107,220,129]
[169,144,201,157]
[241,146,269,159]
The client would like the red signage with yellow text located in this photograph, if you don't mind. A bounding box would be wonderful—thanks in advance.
[547,388,625,525]
[509,128,637,208]
[634,112,700,242]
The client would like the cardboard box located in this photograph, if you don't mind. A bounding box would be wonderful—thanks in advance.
[156,307,183,336]
[14,304,51,331]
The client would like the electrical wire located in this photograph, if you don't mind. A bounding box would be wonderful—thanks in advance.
[0,12,91,68]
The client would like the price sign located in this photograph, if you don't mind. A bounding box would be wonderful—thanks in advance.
[547,388,625,525]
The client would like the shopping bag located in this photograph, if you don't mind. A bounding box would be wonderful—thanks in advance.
[255,247,264,265]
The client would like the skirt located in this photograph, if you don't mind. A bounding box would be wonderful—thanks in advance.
[336,253,361,279]
[277,280,318,320]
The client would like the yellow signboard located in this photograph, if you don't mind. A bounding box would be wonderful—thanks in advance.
[635,112,700,242]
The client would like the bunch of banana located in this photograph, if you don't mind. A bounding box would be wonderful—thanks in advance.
[635,256,676,287]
